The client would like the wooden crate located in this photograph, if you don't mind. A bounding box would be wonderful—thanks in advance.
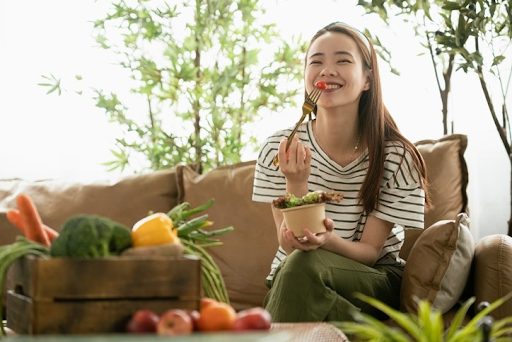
[6,254,201,335]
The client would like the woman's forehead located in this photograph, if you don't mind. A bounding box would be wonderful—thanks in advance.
[308,32,360,57]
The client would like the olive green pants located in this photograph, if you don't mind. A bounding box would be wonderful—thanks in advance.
[263,248,402,322]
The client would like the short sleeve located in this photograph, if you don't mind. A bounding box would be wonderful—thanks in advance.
[372,144,425,229]
[252,133,287,203]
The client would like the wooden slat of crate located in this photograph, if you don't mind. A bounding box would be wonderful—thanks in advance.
[8,255,201,300]
[7,291,199,334]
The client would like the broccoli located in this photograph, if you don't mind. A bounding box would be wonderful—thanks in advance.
[50,215,132,258]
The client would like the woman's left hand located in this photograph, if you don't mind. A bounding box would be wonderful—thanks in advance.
[284,218,334,251]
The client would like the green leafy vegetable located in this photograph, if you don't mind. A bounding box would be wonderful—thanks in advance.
[50,215,132,258]
[273,191,344,209]
[0,237,50,336]
[166,199,233,304]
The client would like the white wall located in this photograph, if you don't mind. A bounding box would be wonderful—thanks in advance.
[0,0,509,240]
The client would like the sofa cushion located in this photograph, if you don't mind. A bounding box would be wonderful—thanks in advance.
[176,161,278,311]
[400,213,475,314]
[415,134,469,229]
[0,169,179,246]
[474,234,512,320]
[400,134,469,260]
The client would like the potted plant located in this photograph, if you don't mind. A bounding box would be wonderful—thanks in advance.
[336,292,512,341]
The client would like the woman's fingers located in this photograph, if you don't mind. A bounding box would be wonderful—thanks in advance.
[324,218,334,232]
[277,138,288,165]
[287,135,299,163]
[280,135,310,167]
[284,229,317,251]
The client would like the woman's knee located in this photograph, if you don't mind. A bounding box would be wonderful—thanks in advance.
[283,249,330,276]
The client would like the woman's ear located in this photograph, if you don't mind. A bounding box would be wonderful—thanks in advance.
[363,75,371,91]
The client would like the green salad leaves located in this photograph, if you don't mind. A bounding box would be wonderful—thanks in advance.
[272,191,343,209]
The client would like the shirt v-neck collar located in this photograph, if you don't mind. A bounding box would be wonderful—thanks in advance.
[308,120,367,170]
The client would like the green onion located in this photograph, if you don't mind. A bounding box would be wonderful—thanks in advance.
[0,237,50,336]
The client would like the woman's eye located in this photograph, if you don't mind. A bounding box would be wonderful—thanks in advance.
[338,59,351,63]
[310,60,321,65]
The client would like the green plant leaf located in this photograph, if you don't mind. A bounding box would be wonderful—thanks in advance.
[492,55,506,67]
[442,1,462,11]
[353,293,423,340]
[445,297,475,341]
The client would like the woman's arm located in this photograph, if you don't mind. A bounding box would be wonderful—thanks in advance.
[321,215,394,266]
[272,134,313,255]
[284,215,394,267]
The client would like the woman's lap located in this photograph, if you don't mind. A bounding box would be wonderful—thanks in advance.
[264,248,401,322]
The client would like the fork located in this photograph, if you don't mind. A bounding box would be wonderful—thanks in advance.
[273,87,322,166]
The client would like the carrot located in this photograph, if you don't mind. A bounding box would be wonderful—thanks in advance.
[6,209,25,231]
[15,194,51,247]
[42,225,59,242]
[6,209,59,242]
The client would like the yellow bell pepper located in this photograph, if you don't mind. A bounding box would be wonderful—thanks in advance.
[131,213,180,247]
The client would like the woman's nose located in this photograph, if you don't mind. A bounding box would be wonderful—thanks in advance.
[320,67,337,77]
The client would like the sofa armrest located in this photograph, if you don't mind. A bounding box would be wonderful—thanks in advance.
[474,234,512,319]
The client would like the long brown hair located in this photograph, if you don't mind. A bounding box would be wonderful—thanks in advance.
[307,22,430,214]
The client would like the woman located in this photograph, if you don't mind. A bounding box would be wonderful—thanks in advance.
[252,22,430,322]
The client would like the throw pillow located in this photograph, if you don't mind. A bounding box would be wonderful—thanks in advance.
[176,161,278,311]
[415,134,469,229]
[400,212,475,314]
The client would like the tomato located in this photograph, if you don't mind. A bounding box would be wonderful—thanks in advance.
[315,81,327,90]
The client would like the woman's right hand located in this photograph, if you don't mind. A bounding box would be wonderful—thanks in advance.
[277,135,312,190]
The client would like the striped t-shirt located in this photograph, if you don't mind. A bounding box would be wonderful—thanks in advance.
[252,120,425,281]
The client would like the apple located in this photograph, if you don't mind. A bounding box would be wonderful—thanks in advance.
[125,309,159,334]
[232,307,272,331]
[157,309,194,335]
[188,310,200,331]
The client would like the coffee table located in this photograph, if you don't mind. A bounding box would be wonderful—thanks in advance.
[272,323,349,341]
[2,322,349,341]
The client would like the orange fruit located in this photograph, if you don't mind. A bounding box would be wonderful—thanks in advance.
[200,297,219,310]
[197,302,237,332]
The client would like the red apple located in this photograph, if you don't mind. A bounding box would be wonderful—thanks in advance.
[157,309,193,335]
[126,309,159,334]
[188,310,200,331]
[232,307,272,331]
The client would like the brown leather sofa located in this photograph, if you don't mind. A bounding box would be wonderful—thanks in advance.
[1,134,511,323]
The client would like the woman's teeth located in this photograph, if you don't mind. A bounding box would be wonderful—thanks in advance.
[326,84,341,89]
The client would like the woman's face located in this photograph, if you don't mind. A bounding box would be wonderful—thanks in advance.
[305,32,370,111]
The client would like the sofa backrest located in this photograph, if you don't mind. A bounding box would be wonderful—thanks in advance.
[0,169,179,247]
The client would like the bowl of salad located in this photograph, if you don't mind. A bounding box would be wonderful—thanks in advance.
[273,191,343,238]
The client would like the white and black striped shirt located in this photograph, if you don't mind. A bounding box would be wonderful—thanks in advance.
[252,120,425,281]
